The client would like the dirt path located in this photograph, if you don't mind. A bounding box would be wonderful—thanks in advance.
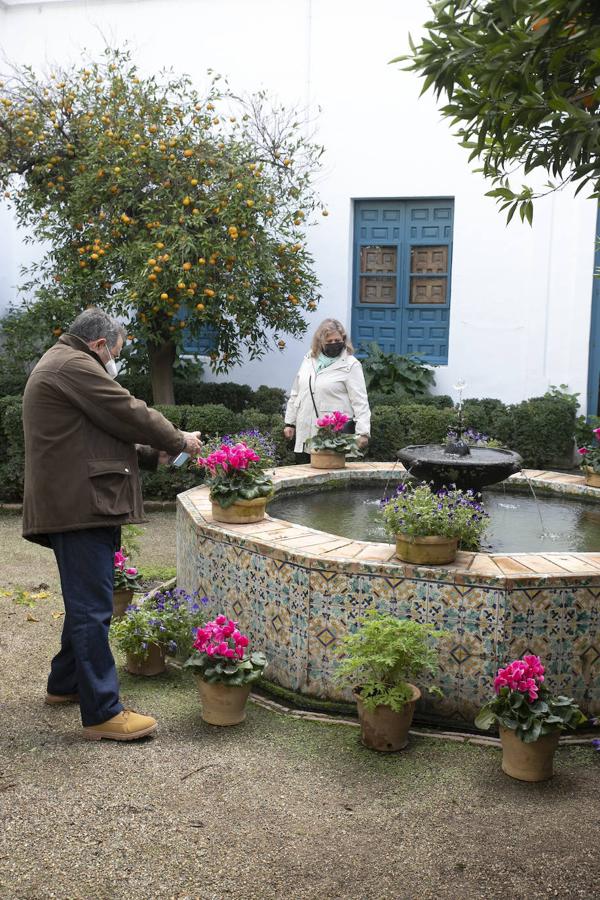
[0,513,599,900]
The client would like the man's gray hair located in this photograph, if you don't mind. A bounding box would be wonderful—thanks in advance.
[68,308,126,349]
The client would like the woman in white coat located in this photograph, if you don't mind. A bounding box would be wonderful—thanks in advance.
[283,318,371,462]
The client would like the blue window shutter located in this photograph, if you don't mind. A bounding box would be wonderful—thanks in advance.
[351,198,454,365]
[175,307,217,354]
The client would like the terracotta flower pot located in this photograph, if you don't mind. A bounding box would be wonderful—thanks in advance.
[112,588,134,619]
[310,450,346,470]
[196,678,252,726]
[499,726,560,782]
[126,643,167,677]
[583,467,600,488]
[211,496,269,524]
[354,684,421,752]
[395,534,458,565]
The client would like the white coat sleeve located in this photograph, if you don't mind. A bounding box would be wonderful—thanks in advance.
[346,361,371,436]
[284,369,301,425]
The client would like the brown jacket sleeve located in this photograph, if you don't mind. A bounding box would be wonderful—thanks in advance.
[53,354,185,456]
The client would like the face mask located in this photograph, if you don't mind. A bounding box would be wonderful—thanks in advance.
[104,357,119,379]
[323,341,345,358]
[99,343,119,379]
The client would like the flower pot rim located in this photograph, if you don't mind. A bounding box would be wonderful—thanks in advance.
[353,682,421,709]
[498,724,562,742]
[395,533,458,546]
[211,495,271,510]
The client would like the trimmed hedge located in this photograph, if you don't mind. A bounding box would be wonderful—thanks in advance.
[0,395,25,502]
[118,376,286,414]
[0,393,577,503]
[369,404,455,460]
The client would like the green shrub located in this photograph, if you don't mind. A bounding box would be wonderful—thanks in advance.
[367,390,453,410]
[362,343,436,398]
[0,395,25,502]
[462,398,514,445]
[369,404,455,460]
[511,396,576,468]
[251,385,287,415]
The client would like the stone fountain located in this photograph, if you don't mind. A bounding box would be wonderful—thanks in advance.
[397,379,522,492]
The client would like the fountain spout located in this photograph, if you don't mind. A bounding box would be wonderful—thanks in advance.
[445,377,471,457]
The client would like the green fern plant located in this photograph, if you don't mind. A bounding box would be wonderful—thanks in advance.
[334,610,445,712]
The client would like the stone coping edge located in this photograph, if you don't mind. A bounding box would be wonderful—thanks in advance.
[177,463,600,584]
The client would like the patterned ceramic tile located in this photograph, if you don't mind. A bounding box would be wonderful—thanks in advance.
[176,471,600,721]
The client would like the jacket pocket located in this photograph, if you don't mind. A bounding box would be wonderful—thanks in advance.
[88,459,133,516]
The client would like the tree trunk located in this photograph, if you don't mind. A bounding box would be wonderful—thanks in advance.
[148,339,176,406]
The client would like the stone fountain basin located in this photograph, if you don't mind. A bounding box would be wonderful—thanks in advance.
[177,462,600,726]
[397,444,523,492]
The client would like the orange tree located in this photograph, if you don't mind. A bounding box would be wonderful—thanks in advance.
[399,0,600,224]
[0,48,325,403]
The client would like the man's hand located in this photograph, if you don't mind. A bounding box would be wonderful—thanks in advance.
[283,426,295,441]
[158,451,170,465]
[181,431,203,456]
[356,434,369,450]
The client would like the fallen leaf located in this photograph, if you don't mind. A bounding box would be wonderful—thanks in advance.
[51,611,64,619]
[26,613,39,622]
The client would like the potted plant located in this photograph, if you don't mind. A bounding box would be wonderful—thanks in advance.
[335,610,444,752]
[381,481,489,565]
[184,614,267,725]
[307,411,361,469]
[577,426,600,487]
[475,654,586,782]
[112,547,143,618]
[110,589,207,676]
[196,441,274,524]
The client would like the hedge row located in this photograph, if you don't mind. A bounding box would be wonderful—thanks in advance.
[0,393,576,503]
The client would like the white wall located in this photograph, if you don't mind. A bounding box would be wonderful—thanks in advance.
[0,0,596,406]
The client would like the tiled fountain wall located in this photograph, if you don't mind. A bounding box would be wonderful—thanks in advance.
[177,464,600,724]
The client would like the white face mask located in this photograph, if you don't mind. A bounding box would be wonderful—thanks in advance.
[98,343,119,379]
[104,357,119,379]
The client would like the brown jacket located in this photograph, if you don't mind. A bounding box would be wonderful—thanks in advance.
[22,334,186,545]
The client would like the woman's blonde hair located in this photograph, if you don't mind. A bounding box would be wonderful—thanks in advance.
[310,318,354,357]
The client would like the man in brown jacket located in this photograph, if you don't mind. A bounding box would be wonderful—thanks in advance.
[22,308,202,741]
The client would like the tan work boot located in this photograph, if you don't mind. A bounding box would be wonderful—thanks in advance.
[82,710,158,742]
[45,692,80,705]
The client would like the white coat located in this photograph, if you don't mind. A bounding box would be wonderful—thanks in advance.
[284,350,371,453]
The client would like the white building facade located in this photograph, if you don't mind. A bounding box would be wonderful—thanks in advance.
[1,0,598,413]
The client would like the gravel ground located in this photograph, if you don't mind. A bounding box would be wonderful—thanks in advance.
[0,513,599,900]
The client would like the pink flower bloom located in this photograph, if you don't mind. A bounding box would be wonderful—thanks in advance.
[593,427,600,438]
[224,648,236,659]
[205,645,216,656]
[236,634,249,648]
[215,614,227,626]
[222,622,235,637]
[578,447,589,455]
[216,642,229,655]
[125,567,137,575]
[114,550,127,570]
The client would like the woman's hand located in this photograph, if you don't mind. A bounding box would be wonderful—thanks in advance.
[283,426,296,441]
[356,434,369,450]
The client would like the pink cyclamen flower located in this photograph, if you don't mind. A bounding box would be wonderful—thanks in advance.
[114,550,127,570]
[236,634,250,648]
[593,427,600,438]
[578,447,589,455]
[125,567,137,576]
[215,614,227,626]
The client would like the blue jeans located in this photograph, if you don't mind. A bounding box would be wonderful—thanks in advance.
[47,527,124,727]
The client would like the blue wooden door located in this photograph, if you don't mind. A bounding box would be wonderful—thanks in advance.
[587,203,600,417]
[351,199,453,364]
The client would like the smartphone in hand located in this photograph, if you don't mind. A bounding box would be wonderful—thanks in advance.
[170,451,191,467]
